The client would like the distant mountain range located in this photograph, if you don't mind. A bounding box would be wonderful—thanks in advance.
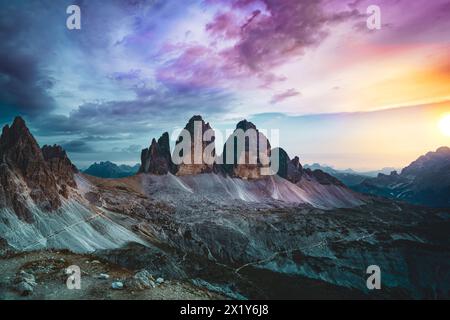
[84,161,140,178]
[352,147,450,208]
[303,164,397,186]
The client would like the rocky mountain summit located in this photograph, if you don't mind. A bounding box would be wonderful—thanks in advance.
[139,115,343,187]
[219,119,272,179]
[174,115,216,176]
[139,132,174,175]
[0,117,78,221]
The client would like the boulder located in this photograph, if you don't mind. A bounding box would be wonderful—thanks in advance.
[97,273,110,280]
[15,281,34,296]
[111,281,124,290]
[127,270,155,290]
[14,270,37,296]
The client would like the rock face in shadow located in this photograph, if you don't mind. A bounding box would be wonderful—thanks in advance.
[274,148,303,184]
[173,115,216,176]
[220,120,271,179]
[274,147,346,188]
[0,117,77,220]
[42,144,78,193]
[353,146,450,208]
[303,168,345,186]
[139,132,175,175]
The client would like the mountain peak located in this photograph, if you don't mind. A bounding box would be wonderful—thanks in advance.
[188,115,204,123]
[173,116,215,176]
[140,132,175,175]
[0,116,39,153]
[11,116,27,130]
[0,117,79,220]
[401,146,450,177]
[236,119,257,131]
[220,119,271,179]
[436,146,450,154]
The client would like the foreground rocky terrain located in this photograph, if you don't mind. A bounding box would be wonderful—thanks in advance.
[0,250,222,300]
[0,116,449,299]
[72,174,450,299]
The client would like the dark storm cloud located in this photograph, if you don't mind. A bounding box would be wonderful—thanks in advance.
[0,4,57,116]
[33,86,234,136]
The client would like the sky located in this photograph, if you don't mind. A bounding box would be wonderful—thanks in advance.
[0,0,449,170]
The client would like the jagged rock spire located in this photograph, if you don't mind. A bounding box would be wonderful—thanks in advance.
[139,132,175,174]
[0,117,77,221]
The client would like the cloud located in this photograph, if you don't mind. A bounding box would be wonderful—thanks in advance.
[33,85,234,137]
[270,88,301,104]
[0,5,57,116]
[113,144,142,153]
[61,140,94,153]
[157,0,364,90]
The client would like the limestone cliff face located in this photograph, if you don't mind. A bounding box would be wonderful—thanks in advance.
[173,115,215,176]
[220,120,271,179]
[0,117,77,221]
[136,115,348,188]
[139,132,175,175]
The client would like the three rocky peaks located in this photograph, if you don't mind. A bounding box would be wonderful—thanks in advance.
[0,116,342,219]
[140,115,308,181]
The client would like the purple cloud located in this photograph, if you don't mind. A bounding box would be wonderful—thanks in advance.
[270,88,301,104]
[156,0,364,90]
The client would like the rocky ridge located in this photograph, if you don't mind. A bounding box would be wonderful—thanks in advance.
[354,147,450,207]
[0,117,78,221]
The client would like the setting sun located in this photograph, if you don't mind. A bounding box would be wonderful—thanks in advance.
[439,114,450,137]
